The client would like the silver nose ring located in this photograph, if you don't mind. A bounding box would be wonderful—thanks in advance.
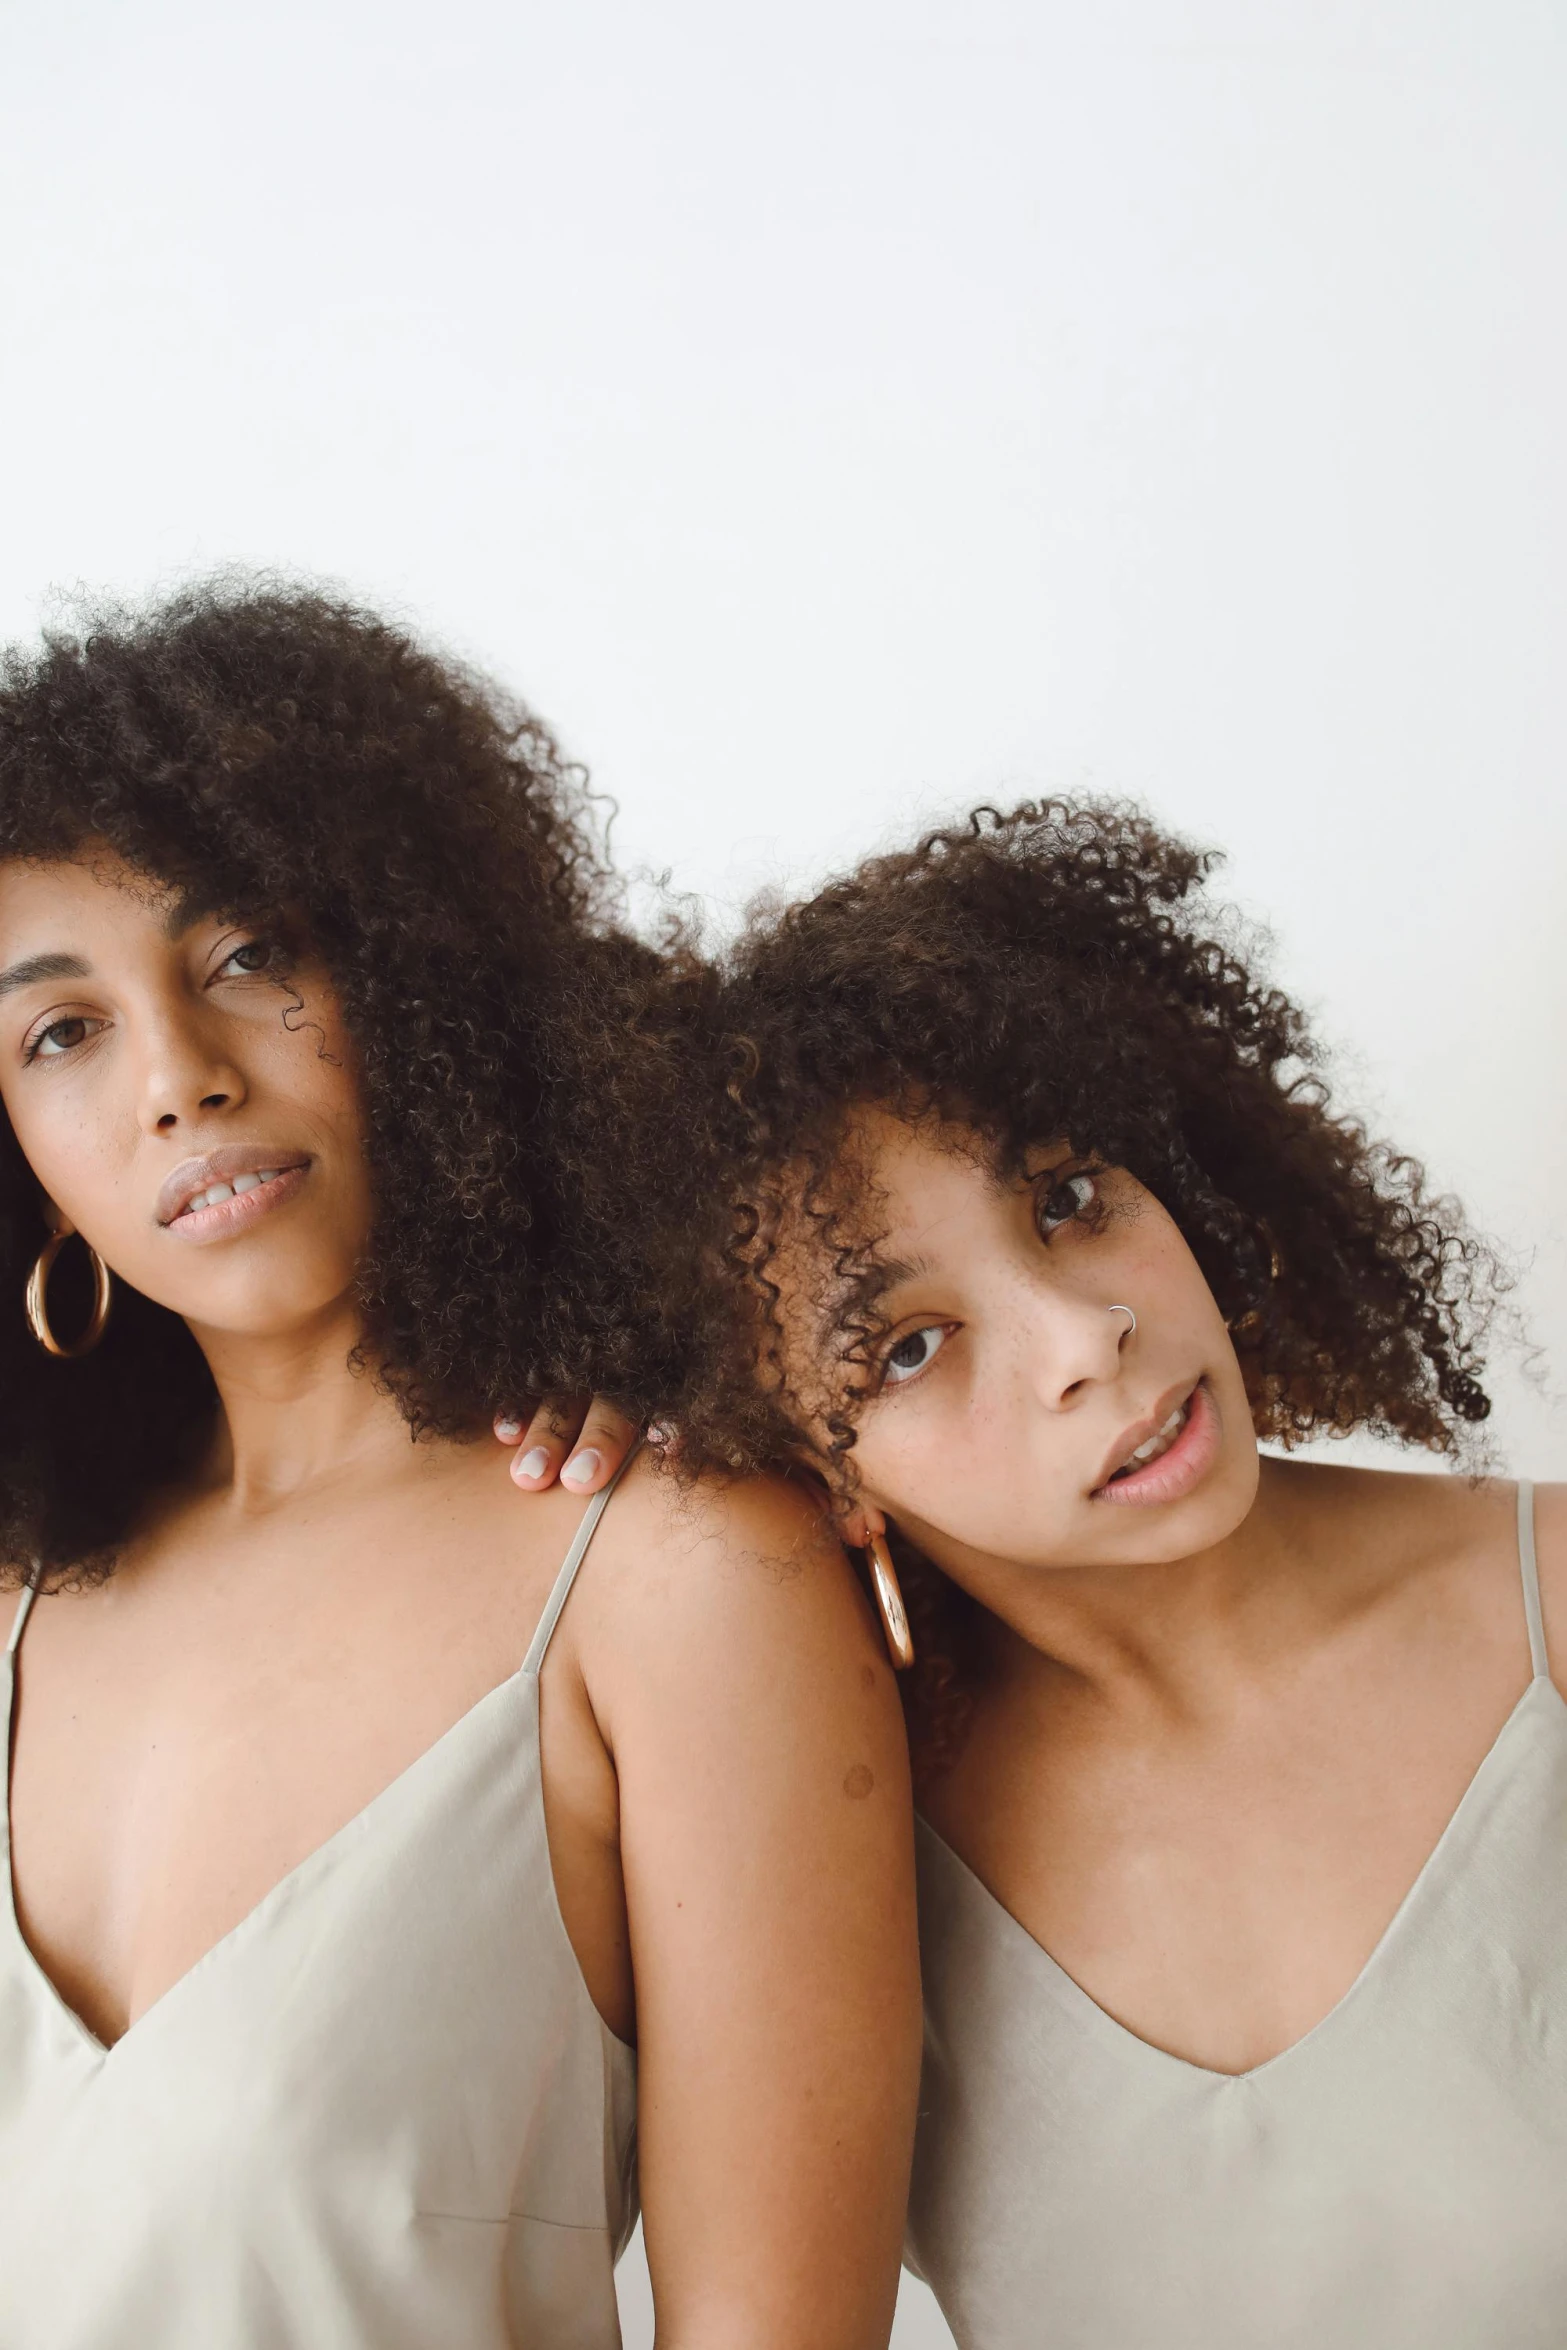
[1107,1304,1137,1336]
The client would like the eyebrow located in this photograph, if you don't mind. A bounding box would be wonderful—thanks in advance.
[0,951,90,1000]
[875,1254,932,1291]
[161,895,203,941]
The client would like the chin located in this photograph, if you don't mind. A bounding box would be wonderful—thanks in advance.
[1115,1485,1250,1562]
[1159,1449,1258,1550]
[1093,1426,1259,1560]
[172,1276,358,1339]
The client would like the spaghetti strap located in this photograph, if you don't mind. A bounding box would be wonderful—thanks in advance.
[5,1583,37,1657]
[522,1445,641,1678]
[1517,1482,1548,1680]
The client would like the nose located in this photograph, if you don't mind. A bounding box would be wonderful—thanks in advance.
[133,1007,249,1136]
[1024,1286,1130,1411]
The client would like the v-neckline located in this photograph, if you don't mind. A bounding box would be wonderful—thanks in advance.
[916,1673,1565,2087]
[0,1645,537,2063]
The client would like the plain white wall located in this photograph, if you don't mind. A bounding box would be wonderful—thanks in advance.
[3,5,1563,2342]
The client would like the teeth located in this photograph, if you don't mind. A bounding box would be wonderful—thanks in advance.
[1122,1402,1187,1472]
[180,1168,289,1217]
[1130,1407,1182,1463]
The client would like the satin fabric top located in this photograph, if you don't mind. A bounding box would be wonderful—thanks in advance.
[0,1470,638,2350]
[907,1483,1567,2349]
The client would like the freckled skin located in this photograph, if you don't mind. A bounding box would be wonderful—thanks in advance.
[0,857,923,2346]
[804,1111,1567,2080]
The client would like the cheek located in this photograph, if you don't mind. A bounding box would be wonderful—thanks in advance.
[251,1007,367,1151]
[853,1376,1024,1527]
[1,1079,134,1239]
[1111,1199,1224,1329]
[858,1407,1087,1576]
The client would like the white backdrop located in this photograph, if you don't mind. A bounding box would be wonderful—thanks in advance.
[3,5,1563,2342]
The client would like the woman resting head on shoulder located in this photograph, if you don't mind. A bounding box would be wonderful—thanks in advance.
[633,800,1561,2349]
[0,580,919,2350]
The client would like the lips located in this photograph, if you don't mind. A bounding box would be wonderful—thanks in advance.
[1093,1379,1198,1493]
[1110,1397,1189,1478]
[1091,1377,1221,1507]
[156,1147,311,1227]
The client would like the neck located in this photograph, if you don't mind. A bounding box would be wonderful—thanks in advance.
[188,1297,436,1513]
[940,1460,1350,1715]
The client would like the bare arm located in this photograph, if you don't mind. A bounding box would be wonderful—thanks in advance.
[578,1466,921,2350]
[1533,1480,1567,1686]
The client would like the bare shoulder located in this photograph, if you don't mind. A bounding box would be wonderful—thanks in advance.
[559,1451,898,1724]
[578,1471,918,2350]
[1267,1459,1567,1694]
[1268,1456,1513,1556]
[594,1449,841,1571]
[572,1451,871,1638]
[1269,1456,1531,1617]
[1528,1481,1567,1645]
[1530,1479,1567,1559]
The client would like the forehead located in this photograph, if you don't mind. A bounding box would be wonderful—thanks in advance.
[756,1111,1029,1437]
[771,1107,1006,1319]
[834,1107,1005,1245]
[0,851,185,951]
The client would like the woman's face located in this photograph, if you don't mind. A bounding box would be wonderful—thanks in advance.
[0,851,372,1345]
[789,1110,1261,1601]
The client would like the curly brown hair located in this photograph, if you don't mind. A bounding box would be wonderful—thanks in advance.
[619,800,1503,1766]
[0,575,658,1584]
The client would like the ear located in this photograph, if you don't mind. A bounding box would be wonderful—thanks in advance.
[837,1499,887,1553]
[38,1196,73,1239]
[783,1460,886,1553]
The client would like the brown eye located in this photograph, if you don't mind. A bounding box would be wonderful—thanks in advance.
[31,1015,92,1059]
[220,938,276,976]
[882,1325,948,1386]
[1037,1171,1098,1236]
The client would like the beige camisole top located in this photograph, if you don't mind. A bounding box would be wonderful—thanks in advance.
[908,1483,1567,2348]
[0,1469,638,2350]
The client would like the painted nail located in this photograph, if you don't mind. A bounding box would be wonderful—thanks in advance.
[512,1447,551,1482]
[561,1448,602,1489]
[495,1417,524,1442]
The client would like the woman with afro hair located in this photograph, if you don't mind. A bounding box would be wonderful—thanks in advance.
[0,580,919,2350]
[559,799,1566,2349]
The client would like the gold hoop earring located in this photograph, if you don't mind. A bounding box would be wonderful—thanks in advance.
[25,1231,113,1359]
[1228,1231,1283,1340]
[865,1532,915,1672]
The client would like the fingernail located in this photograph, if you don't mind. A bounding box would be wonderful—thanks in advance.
[495,1417,524,1442]
[512,1447,551,1483]
[561,1448,601,1489]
